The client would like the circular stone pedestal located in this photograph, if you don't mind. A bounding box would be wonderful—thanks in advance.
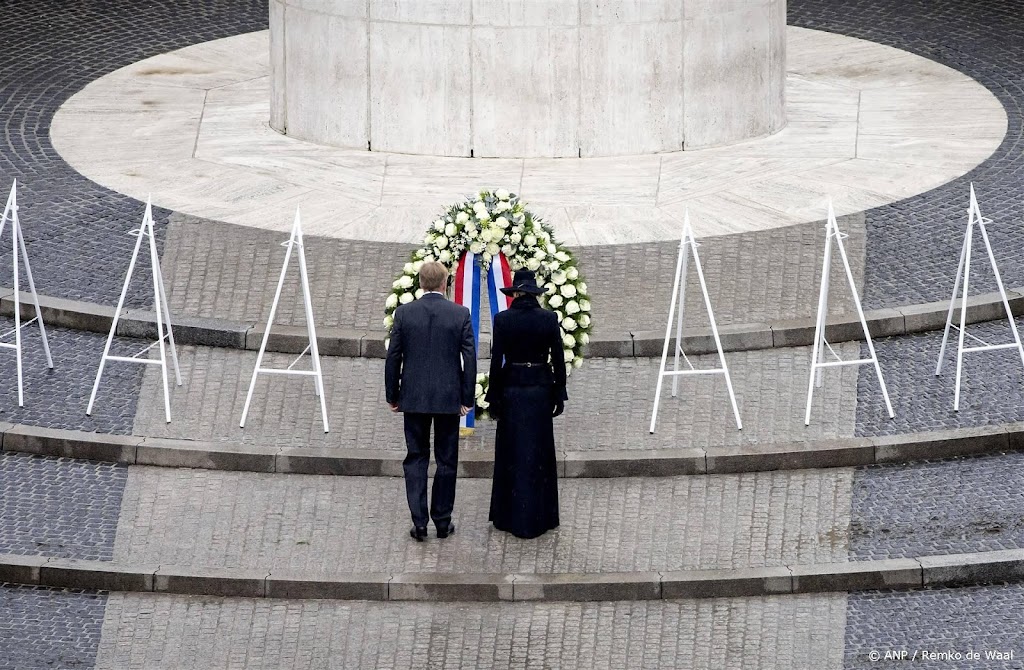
[269,0,786,158]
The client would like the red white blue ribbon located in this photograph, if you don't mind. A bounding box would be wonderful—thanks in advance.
[453,251,512,429]
[453,252,481,428]
[486,252,513,317]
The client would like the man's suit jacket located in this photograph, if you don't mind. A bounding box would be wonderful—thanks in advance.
[385,293,477,414]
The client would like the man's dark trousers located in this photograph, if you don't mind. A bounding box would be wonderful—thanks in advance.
[403,413,459,529]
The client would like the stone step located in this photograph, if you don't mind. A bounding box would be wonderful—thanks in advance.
[2,548,1022,603]
[2,286,1023,359]
[2,421,1018,478]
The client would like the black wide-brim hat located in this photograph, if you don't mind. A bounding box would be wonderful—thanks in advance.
[500,269,547,296]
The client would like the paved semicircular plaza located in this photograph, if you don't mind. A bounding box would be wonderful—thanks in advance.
[4,0,1024,668]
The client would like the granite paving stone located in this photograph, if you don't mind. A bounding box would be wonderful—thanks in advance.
[0,584,107,670]
[0,0,269,305]
[0,453,126,561]
[856,317,1024,437]
[131,343,860,452]
[845,585,1024,669]
[849,453,1024,562]
[0,317,145,434]
[110,466,853,575]
[160,211,864,338]
[93,592,846,670]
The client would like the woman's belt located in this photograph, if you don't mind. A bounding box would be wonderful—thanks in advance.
[502,362,553,386]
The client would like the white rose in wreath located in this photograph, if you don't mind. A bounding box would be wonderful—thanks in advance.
[400,292,414,304]
[551,271,567,285]
[545,282,557,295]
[435,235,449,249]
[526,258,541,271]
[578,314,591,328]
[564,300,580,315]
[562,317,577,331]
[470,241,485,254]
[524,234,537,247]
[439,249,452,264]
[562,333,576,348]
[496,188,510,200]
[560,284,577,298]
[548,294,564,309]
[396,275,413,289]
[385,293,398,309]
[486,242,500,256]
[510,232,522,244]
[579,299,591,312]
[415,288,425,299]
[445,222,457,237]
[433,220,445,232]
[566,267,579,281]
[580,333,590,345]
[456,211,469,223]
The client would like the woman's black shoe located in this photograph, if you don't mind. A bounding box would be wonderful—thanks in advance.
[410,526,428,541]
[436,523,455,539]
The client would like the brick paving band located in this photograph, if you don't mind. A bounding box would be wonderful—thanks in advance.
[90,592,846,669]
[129,344,859,453]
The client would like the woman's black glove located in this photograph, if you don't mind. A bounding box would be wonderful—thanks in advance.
[552,401,564,417]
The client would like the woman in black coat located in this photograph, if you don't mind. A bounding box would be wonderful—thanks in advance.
[485,269,567,539]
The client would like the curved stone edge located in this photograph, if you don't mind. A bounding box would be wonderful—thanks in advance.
[3,287,1022,360]
[1,548,1021,602]
[2,421,1021,478]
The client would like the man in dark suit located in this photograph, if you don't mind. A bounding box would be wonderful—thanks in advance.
[385,261,476,541]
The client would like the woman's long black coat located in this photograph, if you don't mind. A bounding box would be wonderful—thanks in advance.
[485,295,567,539]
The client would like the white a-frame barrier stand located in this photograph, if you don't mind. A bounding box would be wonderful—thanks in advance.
[935,184,1024,410]
[0,180,54,406]
[805,200,893,425]
[88,197,181,422]
[650,211,742,433]
[240,208,329,432]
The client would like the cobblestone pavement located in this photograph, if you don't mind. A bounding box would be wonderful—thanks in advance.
[845,585,1024,669]
[0,453,126,561]
[161,211,864,336]
[132,344,860,452]
[0,0,268,305]
[0,317,145,434]
[111,467,852,574]
[855,317,1024,436]
[789,0,1024,309]
[849,453,1024,561]
[93,592,846,670]
[0,584,107,670]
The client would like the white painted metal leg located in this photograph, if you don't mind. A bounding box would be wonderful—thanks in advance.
[649,221,687,434]
[651,212,742,433]
[834,216,894,419]
[671,244,689,398]
[805,218,832,426]
[977,221,1024,370]
[146,214,172,423]
[806,201,893,424]
[240,226,293,428]
[936,228,968,376]
[953,219,973,412]
[87,206,148,416]
[295,219,329,433]
[241,209,328,432]
[12,191,23,407]
[17,224,53,369]
[690,230,742,430]
[153,246,181,386]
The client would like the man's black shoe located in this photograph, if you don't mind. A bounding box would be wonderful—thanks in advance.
[410,526,428,541]
[436,523,455,539]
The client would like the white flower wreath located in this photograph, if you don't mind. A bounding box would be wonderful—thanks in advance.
[384,189,592,418]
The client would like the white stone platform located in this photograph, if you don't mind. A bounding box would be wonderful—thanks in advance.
[50,27,1006,245]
